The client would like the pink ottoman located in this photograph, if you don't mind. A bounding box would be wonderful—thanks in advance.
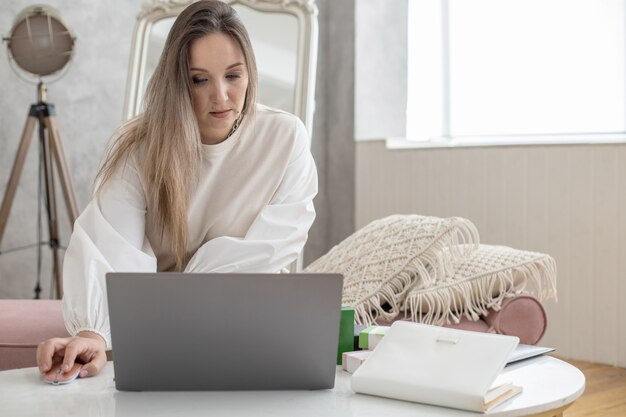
[484,295,548,345]
[375,295,548,345]
[0,300,70,370]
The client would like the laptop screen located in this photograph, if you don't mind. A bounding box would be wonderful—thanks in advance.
[106,272,343,391]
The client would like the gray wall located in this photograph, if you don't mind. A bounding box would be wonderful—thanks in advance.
[0,0,141,298]
[307,0,408,264]
[0,0,356,297]
[305,0,355,266]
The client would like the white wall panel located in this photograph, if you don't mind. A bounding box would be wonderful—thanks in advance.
[591,147,619,365]
[356,140,626,367]
[567,148,594,362]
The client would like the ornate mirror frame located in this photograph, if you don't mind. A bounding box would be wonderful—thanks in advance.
[123,0,319,140]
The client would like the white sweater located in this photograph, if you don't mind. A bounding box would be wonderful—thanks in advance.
[61,105,318,348]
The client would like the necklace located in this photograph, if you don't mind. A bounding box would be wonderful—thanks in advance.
[227,115,242,139]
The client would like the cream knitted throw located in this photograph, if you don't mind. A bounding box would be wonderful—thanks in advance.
[403,244,557,325]
[305,215,557,325]
[304,215,479,324]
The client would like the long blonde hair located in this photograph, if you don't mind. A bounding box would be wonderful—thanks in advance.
[96,0,258,270]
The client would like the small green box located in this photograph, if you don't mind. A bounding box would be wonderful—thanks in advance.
[337,307,355,364]
[358,326,389,350]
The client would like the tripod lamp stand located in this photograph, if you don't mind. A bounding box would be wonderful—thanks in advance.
[0,5,79,299]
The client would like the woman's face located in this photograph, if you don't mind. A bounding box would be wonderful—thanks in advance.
[188,32,249,145]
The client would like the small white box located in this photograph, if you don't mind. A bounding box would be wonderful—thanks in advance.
[342,350,372,374]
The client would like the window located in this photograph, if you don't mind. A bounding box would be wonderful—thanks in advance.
[406,0,626,146]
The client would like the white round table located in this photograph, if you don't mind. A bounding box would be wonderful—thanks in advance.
[0,356,584,417]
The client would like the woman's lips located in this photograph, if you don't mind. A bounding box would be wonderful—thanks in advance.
[209,109,231,119]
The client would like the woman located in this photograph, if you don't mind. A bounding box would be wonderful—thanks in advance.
[36,0,317,379]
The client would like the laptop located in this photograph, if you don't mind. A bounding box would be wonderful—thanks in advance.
[106,272,343,391]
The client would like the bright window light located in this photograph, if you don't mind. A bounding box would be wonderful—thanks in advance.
[407,0,626,144]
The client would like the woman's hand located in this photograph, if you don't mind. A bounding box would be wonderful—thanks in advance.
[37,332,108,378]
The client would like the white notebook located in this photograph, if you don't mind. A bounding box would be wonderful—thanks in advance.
[507,344,555,365]
[351,321,522,413]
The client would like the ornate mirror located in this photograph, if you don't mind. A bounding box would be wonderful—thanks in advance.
[123,0,318,140]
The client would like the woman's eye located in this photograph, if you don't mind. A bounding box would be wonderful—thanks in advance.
[192,77,207,85]
[226,73,241,80]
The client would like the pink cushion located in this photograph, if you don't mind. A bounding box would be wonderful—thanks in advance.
[376,294,547,345]
[484,295,547,345]
[378,313,494,332]
[0,300,69,370]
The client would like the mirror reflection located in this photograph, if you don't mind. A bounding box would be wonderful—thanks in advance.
[144,5,298,113]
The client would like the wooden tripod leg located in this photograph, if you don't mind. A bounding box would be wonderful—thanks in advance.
[51,248,63,299]
[44,116,79,225]
[0,115,38,246]
[39,123,63,299]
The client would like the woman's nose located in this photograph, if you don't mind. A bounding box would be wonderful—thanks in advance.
[210,81,228,104]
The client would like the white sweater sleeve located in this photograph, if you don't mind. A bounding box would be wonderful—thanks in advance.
[184,123,318,273]
[61,161,156,349]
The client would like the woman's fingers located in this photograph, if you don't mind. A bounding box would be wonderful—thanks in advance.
[79,350,108,378]
[61,342,83,372]
[37,336,107,377]
[37,338,69,373]
[62,337,102,371]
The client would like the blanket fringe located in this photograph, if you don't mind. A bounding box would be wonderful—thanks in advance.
[345,218,480,325]
[403,253,557,326]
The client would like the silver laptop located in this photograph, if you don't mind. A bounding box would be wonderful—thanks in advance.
[106,272,343,391]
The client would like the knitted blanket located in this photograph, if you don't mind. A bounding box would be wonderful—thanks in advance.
[305,215,557,325]
[403,244,557,325]
[304,215,479,324]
